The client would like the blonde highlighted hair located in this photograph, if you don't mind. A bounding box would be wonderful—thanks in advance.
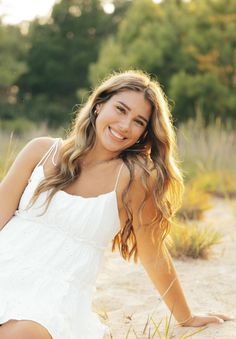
[29,69,184,262]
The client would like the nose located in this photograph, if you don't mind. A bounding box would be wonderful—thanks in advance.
[118,117,131,132]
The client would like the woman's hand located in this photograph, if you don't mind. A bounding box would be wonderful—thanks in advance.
[179,313,235,327]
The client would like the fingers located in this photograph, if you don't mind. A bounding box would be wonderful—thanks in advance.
[180,313,235,327]
[206,316,224,324]
[207,313,235,322]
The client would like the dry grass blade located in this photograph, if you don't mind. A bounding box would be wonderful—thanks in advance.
[165,313,174,338]
[132,327,139,338]
[150,316,163,338]
[1,132,14,178]
[142,314,150,334]
[177,118,236,178]
[125,324,132,339]
[179,326,206,338]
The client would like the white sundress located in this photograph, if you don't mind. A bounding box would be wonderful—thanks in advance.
[0,138,123,338]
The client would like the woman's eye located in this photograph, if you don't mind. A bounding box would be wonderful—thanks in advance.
[135,120,145,127]
[116,105,126,113]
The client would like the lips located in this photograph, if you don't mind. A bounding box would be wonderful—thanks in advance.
[108,127,127,141]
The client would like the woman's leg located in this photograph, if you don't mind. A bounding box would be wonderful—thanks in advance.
[0,319,52,339]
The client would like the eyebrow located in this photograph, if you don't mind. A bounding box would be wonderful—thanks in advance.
[117,100,149,124]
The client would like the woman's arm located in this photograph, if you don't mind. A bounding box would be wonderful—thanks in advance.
[130,174,233,327]
[0,137,54,230]
[133,215,193,324]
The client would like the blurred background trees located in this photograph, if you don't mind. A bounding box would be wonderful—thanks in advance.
[0,0,235,128]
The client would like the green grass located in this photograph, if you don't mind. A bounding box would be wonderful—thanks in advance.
[186,171,236,199]
[0,132,21,179]
[176,117,236,220]
[177,117,236,181]
[97,309,206,338]
[167,220,221,259]
[177,181,212,221]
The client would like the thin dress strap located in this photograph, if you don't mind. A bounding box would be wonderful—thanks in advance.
[114,162,124,191]
[36,138,62,168]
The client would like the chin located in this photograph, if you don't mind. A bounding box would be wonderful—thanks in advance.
[101,138,135,153]
[102,143,126,154]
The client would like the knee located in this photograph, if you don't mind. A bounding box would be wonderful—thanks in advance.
[0,320,52,339]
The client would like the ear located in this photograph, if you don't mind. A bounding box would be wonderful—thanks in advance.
[95,104,102,114]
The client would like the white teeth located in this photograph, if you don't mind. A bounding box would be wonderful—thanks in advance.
[109,127,125,140]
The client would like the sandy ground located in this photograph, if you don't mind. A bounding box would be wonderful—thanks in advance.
[93,197,236,338]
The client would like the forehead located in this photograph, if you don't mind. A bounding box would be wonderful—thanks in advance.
[111,90,152,118]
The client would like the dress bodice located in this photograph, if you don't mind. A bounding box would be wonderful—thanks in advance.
[16,164,120,251]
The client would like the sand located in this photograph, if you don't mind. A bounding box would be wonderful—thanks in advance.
[93,197,236,338]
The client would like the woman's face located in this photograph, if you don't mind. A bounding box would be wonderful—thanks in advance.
[95,90,152,154]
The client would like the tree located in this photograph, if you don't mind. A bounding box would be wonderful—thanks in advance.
[169,0,236,122]
[90,0,236,122]
[0,21,28,119]
[18,0,132,126]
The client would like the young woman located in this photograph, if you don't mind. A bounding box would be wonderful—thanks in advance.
[0,70,231,339]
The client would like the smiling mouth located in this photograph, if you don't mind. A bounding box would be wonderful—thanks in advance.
[109,127,127,141]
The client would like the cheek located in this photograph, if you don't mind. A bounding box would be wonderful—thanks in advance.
[95,115,110,136]
[96,110,116,127]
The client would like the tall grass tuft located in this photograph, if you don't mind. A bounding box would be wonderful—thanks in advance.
[98,308,206,338]
[177,116,236,220]
[185,171,236,199]
[0,132,18,180]
[167,220,221,259]
[177,117,236,181]
[177,181,212,221]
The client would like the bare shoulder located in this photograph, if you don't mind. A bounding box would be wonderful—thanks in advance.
[23,136,58,165]
[0,136,59,229]
[1,136,58,185]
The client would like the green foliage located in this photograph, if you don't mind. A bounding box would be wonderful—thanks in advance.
[91,0,236,122]
[0,118,36,136]
[0,0,236,126]
[90,0,163,84]
[19,94,73,128]
[169,0,236,122]
[17,0,131,126]
[0,22,28,120]
[0,24,27,89]
[20,0,107,95]
[89,36,129,85]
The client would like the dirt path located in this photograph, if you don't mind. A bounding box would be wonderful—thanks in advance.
[93,197,236,338]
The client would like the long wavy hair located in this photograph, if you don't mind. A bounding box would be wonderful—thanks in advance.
[28,69,184,262]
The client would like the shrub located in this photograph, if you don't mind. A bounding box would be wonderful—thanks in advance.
[0,118,36,136]
[178,181,211,221]
[167,220,221,259]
